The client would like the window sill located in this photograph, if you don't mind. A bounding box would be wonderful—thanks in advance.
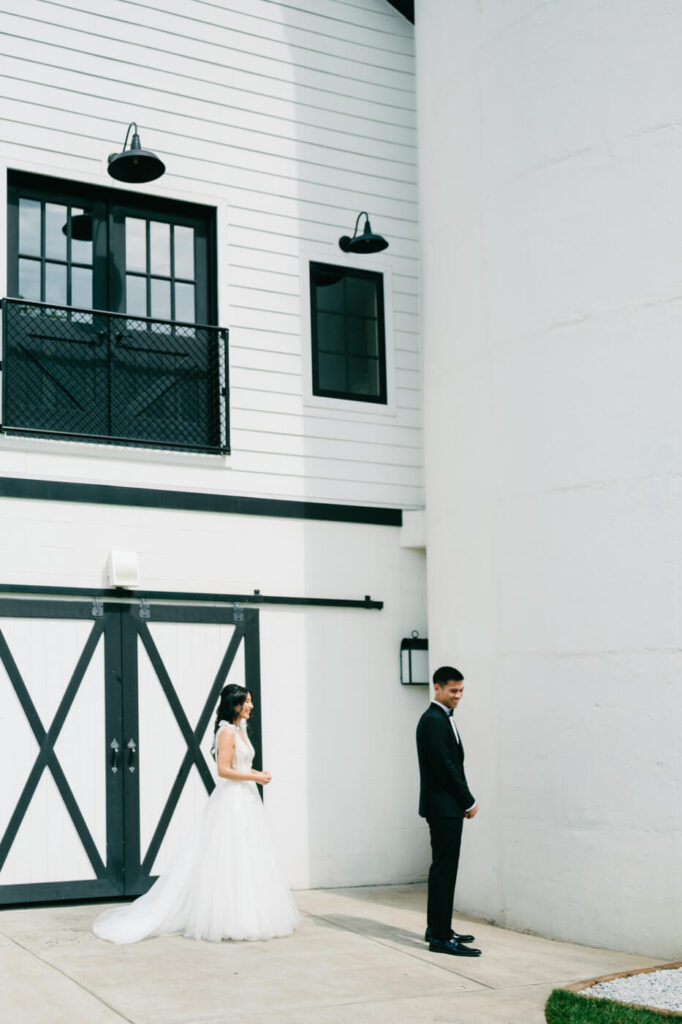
[302,391,397,418]
[0,432,231,469]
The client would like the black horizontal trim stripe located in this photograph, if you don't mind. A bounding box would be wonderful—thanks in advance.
[0,477,403,527]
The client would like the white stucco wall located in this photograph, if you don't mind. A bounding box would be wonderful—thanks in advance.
[416,0,682,958]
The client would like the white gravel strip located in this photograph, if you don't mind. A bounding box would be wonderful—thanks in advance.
[582,967,682,1012]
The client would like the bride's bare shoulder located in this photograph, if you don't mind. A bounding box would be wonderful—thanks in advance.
[216,723,236,746]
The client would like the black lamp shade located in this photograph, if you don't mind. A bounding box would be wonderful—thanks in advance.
[62,212,93,241]
[339,213,389,254]
[108,128,165,184]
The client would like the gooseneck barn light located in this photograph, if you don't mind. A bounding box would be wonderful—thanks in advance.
[107,122,166,184]
[338,211,389,254]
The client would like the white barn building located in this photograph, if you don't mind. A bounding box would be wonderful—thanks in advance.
[0,0,427,905]
[0,0,679,963]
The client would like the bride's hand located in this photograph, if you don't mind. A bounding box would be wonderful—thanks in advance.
[253,769,272,785]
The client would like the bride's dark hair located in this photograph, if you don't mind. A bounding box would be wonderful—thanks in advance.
[213,683,249,735]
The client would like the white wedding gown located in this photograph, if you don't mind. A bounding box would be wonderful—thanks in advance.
[93,721,299,943]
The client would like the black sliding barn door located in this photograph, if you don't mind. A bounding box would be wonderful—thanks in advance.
[0,600,260,905]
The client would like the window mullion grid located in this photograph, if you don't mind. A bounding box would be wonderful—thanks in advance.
[170,224,176,326]
[368,312,380,396]
[66,206,72,308]
[377,282,386,402]
[311,279,320,393]
[145,218,151,320]
[40,200,46,302]
[342,276,350,395]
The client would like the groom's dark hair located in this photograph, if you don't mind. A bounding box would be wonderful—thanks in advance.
[433,665,464,686]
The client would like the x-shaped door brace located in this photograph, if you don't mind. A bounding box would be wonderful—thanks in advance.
[136,619,246,875]
[0,622,106,878]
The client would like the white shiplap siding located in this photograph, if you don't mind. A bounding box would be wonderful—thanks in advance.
[0,0,422,508]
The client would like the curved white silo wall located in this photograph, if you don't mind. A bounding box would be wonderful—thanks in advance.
[416,0,682,958]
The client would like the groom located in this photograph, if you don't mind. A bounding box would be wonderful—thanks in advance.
[416,665,482,957]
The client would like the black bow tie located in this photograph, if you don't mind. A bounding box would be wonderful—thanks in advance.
[443,707,453,718]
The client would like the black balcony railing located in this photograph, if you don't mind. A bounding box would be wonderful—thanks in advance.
[0,299,230,454]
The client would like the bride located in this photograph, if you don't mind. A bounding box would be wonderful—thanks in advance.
[93,684,299,943]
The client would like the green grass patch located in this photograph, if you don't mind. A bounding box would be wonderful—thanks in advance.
[546,988,678,1024]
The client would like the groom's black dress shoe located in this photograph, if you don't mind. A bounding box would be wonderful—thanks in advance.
[424,927,475,944]
[429,937,482,957]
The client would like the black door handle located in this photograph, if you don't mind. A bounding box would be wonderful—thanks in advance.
[110,738,120,774]
[127,737,137,773]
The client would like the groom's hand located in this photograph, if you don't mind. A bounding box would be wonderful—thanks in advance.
[465,803,479,819]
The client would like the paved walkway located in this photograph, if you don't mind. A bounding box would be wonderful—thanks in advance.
[1,884,661,1024]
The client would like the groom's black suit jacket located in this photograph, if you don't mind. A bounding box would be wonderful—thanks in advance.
[417,703,475,819]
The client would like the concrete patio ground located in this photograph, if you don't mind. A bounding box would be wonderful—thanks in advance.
[0,883,661,1024]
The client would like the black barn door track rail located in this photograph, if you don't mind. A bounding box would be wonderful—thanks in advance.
[0,584,383,611]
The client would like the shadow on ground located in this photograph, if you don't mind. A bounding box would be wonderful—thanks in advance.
[316,913,425,951]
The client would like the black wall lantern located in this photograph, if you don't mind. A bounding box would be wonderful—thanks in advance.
[400,630,429,685]
[107,122,166,184]
[339,211,389,254]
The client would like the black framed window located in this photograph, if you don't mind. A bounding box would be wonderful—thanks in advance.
[121,217,196,324]
[4,172,227,454]
[16,195,95,309]
[8,171,215,323]
[310,262,387,404]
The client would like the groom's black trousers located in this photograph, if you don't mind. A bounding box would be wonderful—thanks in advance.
[426,816,463,940]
